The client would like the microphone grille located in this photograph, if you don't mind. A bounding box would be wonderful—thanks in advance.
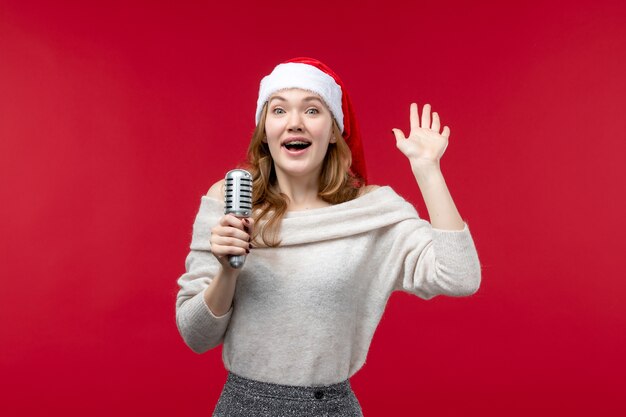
[224,169,252,216]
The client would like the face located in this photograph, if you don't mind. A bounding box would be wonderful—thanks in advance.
[264,88,336,181]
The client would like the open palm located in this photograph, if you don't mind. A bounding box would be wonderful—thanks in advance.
[392,103,450,167]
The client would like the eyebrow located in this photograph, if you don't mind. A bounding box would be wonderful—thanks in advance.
[269,95,324,104]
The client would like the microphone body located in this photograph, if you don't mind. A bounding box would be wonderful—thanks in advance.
[224,169,253,269]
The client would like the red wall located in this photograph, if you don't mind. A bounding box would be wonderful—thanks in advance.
[1,1,625,415]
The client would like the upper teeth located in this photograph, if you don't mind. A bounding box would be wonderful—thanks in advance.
[285,141,309,145]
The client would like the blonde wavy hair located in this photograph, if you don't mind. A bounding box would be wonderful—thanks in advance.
[243,102,365,247]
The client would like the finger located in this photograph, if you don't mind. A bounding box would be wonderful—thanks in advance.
[212,225,249,241]
[212,235,250,250]
[211,243,248,257]
[242,217,255,233]
[421,104,431,130]
[432,112,441,132]
[219,214,246,231]
[391,128,406,145]
[409,103,419,131]
[442,126,451,139]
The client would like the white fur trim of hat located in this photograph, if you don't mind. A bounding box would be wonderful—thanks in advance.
[255,62,344,132]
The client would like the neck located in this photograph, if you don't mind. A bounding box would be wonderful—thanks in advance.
[274,170,327,211]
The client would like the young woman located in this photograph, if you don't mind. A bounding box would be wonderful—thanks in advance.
[175,57,481,417]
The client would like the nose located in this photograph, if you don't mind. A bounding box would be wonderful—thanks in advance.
[287,111,304,132]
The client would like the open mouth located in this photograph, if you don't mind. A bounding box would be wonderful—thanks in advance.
[282,140,312,151]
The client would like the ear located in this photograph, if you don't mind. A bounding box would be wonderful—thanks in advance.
[329,128,337,144]
[262,134,268,143]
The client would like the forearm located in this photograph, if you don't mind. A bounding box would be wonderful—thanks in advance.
[203,267,238,316]
[412,163,465,231]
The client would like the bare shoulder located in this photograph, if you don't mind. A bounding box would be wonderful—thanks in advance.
[206,179,225,200]
[358,184,381,197]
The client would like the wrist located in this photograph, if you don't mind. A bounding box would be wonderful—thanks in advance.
[411,160,442,181]
[218,264,240,279]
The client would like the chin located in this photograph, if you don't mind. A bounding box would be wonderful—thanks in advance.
[276,163,321,179]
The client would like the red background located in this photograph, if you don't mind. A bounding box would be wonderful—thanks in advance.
[1,0,625,416]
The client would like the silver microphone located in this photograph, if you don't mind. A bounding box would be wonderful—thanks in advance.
[224,169,253,269]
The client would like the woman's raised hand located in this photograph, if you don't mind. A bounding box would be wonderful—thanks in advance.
[210,214,254,272]
[392,103,450,169]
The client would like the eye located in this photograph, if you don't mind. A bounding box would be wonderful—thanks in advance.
[272,107,285,115]
[306,108,319,114]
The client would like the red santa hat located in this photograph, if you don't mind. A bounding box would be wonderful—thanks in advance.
[255,57,367,183]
